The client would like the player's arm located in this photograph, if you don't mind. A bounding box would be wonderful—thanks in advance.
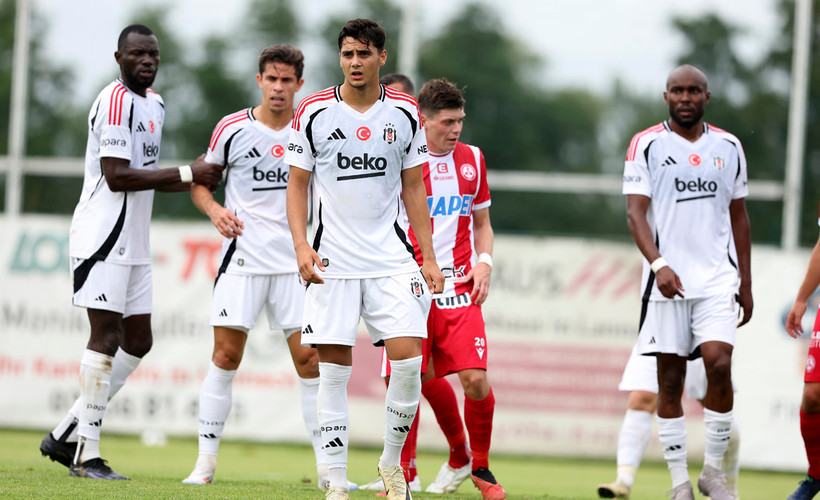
[286,166,324,284]
[729,197,753,327]
[465,207,494,306]
[787,231,820,338]
[191,182,244,238]
[103,154,223,193]
[625,194,684,298]
[401,165,444,294]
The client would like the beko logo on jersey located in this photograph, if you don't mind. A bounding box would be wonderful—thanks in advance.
[428,195,474,216]
[674,177,717,193]
[143,143,159,157]
[101,138,127,148]
[337,152,387,171]
[253,166,288,183]
[287,143,303,154]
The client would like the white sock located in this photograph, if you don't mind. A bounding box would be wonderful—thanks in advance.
[299,376,326,468]
[703,408,732,470]
[380,356,421,467]
[197,362,236,456]
[615,409,652,487]
[75,435,101,464]
[76,349,114,462]
[318,362,351,487]
[59,348,142,443]
[657,415,689,487]
[722,415,740,495]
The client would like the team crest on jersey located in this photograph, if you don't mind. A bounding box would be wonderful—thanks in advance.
[436,163,449,173]
[713,155,725,170]
[321,258,329,267]
[808,354,816,373]
[460,163,477,181]
[383,123,397,145]
[271,144,285,158]
[409,275,424,298]
[237,258,244,266]
[149,120,155,133]
[688,154,702,166]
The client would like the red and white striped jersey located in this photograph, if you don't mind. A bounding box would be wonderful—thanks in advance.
[623,120,748,301]
[70,79,164,264]
[409,142,491,297]
[205,108,297,276]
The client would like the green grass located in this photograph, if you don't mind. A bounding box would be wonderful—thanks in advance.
[0,428,807,499]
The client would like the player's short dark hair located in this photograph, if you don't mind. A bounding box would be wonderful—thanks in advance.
[258,44,305,79]
[380,74,414,95]
[338,18,386,52]
[417,78,465,116]
[117,24,154,52]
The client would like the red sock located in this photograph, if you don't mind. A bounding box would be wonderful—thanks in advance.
[464,387,495,470]
[802,409,820,478]
[401,410,419,482]
[423,377,469,468]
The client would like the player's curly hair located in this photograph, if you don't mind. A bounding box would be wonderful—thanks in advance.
[338,18,386,52]
[417,78,466,115]
[258,44,305,79]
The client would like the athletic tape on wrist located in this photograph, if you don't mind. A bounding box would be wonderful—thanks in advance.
[650,257,668,273]
[178,165,193,183]
[478,252,493,269]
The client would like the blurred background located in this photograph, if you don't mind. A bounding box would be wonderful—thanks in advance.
[0,0,817,474]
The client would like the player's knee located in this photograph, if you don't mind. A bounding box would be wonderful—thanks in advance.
[212,349,242,370]
[705,356,732,385]
[293,350,319,378]
[122,337,152,358]
[803,384,820,413]
[459,371,489,399]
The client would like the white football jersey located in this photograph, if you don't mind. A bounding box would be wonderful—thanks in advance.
[205,108,297,276]
[408,142,491,297]
[69,79,164,265]
[623,121,748,301]
[285,85,429,278]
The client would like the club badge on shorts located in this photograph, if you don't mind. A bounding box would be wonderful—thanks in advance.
[409,275,424,297]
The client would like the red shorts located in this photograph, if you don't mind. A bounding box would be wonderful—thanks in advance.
[805,310,820,383]
[382,293,487,378]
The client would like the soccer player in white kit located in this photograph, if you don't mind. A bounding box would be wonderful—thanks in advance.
[180,44,351,490]
[622,65,752,500]
[38,25,223,480]
[285,19,444,500]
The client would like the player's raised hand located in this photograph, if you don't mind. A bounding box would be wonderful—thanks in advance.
[466,261,492,306]
[655,266,684,299]
[295,243,325,284]
[786,299,808,338]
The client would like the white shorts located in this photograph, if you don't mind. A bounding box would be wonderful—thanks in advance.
[211,272,303,334]
[618,343,709,399]
[636,293,738,358]
[71,258,152,317]
[300,271,432,347]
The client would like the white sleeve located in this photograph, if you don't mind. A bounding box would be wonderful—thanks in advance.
[284,126,314,171]
[622,140,652,197]
[732,142,749,199]
[98,92,132,161]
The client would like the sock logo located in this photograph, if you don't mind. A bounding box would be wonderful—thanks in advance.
[199,433,218,439]
[89,418,103,427]
[322,437,344,449]
[392,425,411,433]
[664,444,682,452]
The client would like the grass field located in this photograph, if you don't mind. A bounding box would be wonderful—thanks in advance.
[0,428,807,499]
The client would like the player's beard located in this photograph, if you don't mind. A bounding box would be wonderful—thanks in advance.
[669,106,703,130]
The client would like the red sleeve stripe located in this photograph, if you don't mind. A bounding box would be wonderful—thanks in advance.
[707,123,727,134]
[208,110,250,151]
[293,88,337,131]
[626,123,664,161]
[108,84,126,126]
[384,87,423,122]
[147,88,158,95]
